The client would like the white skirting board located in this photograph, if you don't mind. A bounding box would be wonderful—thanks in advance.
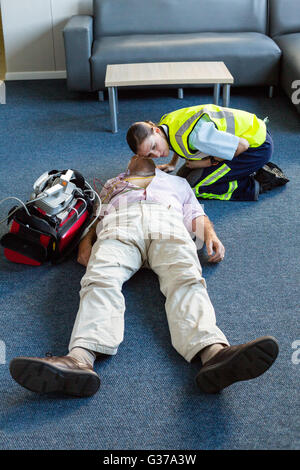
[0,81,6,104]
[5,70,67,80]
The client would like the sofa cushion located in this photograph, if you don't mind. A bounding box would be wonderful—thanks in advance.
[94,0,268,37]
[273,33,300,109]
[269,0,300,38]
[91,33,281,90]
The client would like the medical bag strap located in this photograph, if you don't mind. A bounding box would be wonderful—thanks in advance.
[7,205,19,226]
[1,216,51,263]
[14,207,57,239]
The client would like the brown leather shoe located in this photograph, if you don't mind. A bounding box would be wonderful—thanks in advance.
[196,336,279,394]
[9,354,100,397]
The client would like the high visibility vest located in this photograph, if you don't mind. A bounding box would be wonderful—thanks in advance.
[159,104,267,160]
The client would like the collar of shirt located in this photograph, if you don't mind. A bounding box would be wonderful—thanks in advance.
[122,167,167,191]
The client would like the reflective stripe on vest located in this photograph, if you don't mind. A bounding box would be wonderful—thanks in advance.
[195,180,238,201]
[202,107,236,135]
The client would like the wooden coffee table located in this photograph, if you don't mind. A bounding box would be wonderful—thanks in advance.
[105,61,234,133]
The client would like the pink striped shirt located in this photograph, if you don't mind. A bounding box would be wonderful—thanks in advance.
[96,168,205,232]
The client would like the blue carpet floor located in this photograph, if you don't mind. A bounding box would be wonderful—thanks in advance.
[0,81,299,450]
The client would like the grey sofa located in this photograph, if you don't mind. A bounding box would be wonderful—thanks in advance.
[270,0,300,113]
[63,0,287,102]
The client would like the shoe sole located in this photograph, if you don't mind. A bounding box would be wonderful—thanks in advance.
[9,358,100,397]
[195,336,279,394]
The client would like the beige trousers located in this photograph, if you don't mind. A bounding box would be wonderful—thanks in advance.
[69,202,229,362]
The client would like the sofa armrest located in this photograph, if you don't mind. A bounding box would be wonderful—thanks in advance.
[0,81,6,105]
[63,15,94,92]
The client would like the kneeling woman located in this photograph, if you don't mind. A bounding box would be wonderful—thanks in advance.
[126,104,274,201]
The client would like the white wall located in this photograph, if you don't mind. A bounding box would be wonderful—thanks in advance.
[1,0,93,80]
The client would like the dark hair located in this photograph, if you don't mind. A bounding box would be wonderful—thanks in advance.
[126,121,156,154]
